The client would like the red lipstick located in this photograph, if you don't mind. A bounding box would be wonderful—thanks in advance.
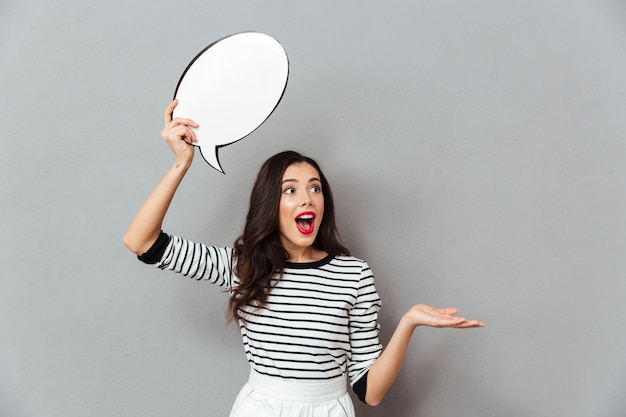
[295,211,316,235]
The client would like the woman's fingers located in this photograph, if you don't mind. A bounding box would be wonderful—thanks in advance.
[164,99,178,124]
[162,124,188,142]
[163,99,199,131]
[186,123,197,143]
[438,307,459,316]
[452,320,485,328]
[161,100,199,146]
[170,117,199,129]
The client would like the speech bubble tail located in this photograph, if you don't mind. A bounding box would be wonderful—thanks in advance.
[199,146,225,174]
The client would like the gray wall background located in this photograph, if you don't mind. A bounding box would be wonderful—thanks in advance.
[2,1,625,416]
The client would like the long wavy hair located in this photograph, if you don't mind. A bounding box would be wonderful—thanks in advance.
[229,151,350,321]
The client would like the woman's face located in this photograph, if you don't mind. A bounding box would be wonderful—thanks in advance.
[278,162,325,257]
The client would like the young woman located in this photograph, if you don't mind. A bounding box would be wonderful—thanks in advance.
[123,100,485,417]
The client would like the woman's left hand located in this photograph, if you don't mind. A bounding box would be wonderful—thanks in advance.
[403,304,485,329]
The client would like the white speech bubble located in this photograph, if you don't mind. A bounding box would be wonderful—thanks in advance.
[172,32,289,173]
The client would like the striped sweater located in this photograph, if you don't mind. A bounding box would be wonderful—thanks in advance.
[140,232,383,390]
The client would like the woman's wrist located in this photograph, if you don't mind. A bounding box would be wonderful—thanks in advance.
[173,158,193,172]
[398,312,420,333]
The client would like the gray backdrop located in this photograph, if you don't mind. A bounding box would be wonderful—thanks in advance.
[2,1,625,416]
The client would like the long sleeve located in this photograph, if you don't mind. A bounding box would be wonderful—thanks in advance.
[347,262,383,386]
[139,232,236,289]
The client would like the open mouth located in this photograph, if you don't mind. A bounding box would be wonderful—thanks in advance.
[295,212,316,235]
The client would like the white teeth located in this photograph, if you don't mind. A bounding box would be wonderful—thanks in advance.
[297,214,314,220]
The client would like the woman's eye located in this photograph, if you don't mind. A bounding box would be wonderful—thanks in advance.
[283,187,295,194]
[310,185,321,193]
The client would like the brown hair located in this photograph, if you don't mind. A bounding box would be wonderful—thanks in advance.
[229,151,349,320]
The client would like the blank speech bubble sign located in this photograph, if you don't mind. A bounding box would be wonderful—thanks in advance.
[172,32,289,173]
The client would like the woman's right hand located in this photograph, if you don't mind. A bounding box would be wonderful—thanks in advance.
[160,99,199,165]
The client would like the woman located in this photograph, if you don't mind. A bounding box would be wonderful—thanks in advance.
[123,100,484,417]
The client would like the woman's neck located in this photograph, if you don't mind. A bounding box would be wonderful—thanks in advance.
[285,246,328,263]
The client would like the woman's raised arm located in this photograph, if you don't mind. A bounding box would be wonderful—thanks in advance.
[122,100,199,255]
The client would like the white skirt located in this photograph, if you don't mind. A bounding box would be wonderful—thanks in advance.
[229,369,356,417]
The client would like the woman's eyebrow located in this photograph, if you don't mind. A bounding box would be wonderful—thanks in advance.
[281,177,321,184]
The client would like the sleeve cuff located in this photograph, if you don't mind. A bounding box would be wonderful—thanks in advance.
[352,370,369,404]
[137,231,170,264]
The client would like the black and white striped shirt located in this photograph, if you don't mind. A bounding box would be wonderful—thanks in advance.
[142,233,383,387]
